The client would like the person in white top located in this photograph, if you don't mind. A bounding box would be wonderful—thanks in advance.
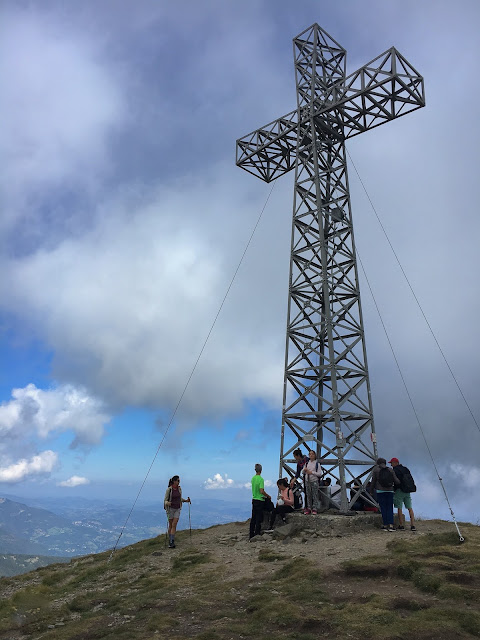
[302,450,323,514]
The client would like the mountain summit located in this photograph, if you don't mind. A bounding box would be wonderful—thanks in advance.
[0,517,478,639]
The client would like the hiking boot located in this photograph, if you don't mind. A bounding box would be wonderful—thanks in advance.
[388,525,395,532]
[397,525,405,530]
[303,509,311,515]
[263,529,275,533]
[311,510,317,515]
[168,542,176,548]
[410,525,417,532]
[381,525,388,531]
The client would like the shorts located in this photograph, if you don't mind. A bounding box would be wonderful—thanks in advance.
[166,508,181,520]
[394,490,412,509]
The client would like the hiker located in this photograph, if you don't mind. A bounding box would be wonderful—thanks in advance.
[319,476,332,510]
[389,457,417,531]
[363,479,379,513]
[164,475,191,549]
[302,450,323,515]
[265,478,294,531]
[371,458,400,531]
[293,448,309,481]
[289,478,304,511]
[329,480,342,509]
[350,478,369,511]
[249,463,272,539]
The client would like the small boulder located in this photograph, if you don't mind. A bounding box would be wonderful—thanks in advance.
[273,523,295,539]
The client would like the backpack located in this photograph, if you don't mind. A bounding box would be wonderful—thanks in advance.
[164,487,172,509]
[398,466,416,493]
[292,487,303,510]
[378,467,394,489]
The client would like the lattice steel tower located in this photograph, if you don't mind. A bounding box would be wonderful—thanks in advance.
[236,24,425,511]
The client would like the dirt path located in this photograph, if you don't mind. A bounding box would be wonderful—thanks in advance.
[149,516,455,583]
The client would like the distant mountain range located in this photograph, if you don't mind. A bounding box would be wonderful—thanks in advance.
[0,494,250,575]
[0,553,70,578]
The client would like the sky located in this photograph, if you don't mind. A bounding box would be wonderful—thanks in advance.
[1,0,479,527]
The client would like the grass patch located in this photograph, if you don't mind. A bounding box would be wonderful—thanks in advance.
[396,559,421,579]
[389,524,480,602]
[342,555,392,577]
[2,521,480,639]
[171,548,211,572]
[11,585,52,612]
[146,612,179,632]
[258,549,286,562]
[390,596,431,611]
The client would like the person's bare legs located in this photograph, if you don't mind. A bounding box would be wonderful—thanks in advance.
[168,517,179,547]
[408,507,415,528]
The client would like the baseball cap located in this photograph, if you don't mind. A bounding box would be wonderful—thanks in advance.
[388,457,399,464]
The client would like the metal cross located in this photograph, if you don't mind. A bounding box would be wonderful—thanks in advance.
[236,24,425,511]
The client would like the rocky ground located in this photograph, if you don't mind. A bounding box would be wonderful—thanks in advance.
[149,512,456,581]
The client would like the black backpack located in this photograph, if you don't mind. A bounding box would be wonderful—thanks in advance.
[292,487,303,510]
[398,466,416,493]
[378,467,394,489]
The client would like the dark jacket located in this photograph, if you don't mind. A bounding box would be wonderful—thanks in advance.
[295,456,309,479]
[392,464,410,492]
[371,464,400,492]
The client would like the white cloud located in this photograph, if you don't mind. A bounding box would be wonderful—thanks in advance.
[0,0,479,509]
[57,475,90,488]
[0,8,124,226]
[0,178,285,423]
[449,464,480,490]
[0,383,111,449]
[203,473,235,490]
[0,451,58,483]
[204,473,274,490]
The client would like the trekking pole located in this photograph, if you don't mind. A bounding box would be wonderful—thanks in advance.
[165,510,169,549]
[188,500,192,540]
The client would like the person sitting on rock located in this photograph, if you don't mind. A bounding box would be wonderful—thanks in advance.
[350,477,370,511]
[265,478,294,531]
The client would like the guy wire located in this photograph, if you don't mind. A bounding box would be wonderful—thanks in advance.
[356,248,464,542]
[347,148,479,437]
[107,181,276,562]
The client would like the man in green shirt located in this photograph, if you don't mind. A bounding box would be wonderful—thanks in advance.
[249,463,271,539]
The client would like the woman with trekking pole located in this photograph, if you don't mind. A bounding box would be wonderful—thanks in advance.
[164,475,191,549]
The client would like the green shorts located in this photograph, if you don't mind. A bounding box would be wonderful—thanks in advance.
[394,490,412,509]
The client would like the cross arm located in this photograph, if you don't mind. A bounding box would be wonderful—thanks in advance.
[322,47,425,140]
[236,108,299,183]
[236,47,425,183]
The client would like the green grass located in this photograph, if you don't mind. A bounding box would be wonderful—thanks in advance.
[1,522,479,639]
[257,548,286,562]
[171,548,211,572]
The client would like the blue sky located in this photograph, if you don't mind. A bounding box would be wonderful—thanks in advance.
[1,0,479,525]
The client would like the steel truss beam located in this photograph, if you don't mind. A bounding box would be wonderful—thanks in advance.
[236,24,425,511]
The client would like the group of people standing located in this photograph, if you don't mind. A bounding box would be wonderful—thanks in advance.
[249,452,417,538]
[371,457,416,532]
[163,453,417,548]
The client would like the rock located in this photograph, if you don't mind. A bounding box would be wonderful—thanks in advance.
[272,523,295,539]
[249,535,263,543]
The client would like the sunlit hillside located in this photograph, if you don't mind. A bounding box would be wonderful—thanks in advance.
[0,517,479,639]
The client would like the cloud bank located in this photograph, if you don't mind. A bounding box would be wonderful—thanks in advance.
[0,383,110,482]
[0,451,58,483]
